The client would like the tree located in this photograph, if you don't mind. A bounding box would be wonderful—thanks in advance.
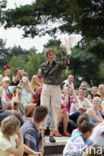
[25,52,45,79]
[0,39,11,70]
[0,0,7,23]
[9,55,25,77]
[1,0,104,40]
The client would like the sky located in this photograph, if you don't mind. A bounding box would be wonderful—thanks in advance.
[0,0,57,52]
[0,0,80,52]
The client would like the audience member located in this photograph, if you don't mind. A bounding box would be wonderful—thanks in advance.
[70,87,92,114]
[86,97,103,126]
[98,84,104,100]
[90,121,104,151]
[0,116,42,156]
[64,74,74,89]
[11,86,25,116]
[0,65,11,85]
[0,76,11,110]
[87,86,98,103]
[12,67,24,86]
[19,76,35,117]
[21,106,48,155]
[63,113,94,156]
[31,68,43,91]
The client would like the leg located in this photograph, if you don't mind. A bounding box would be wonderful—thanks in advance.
[40,85,51,136]
[54,110,63,137]
[69,111,82,123]
[25,103,36,117]
[50,86,61,142]
[63,111,70,136]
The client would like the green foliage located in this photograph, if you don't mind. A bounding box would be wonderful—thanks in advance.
[99,63,104,81]
[0,39,11,69]
[1,0,104,40]
[9,55,25,77]
[25,52,45,79]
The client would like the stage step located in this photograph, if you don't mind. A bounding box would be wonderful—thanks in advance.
[44,136,69,155]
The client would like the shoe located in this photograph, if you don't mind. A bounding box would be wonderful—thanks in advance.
[63,131,71,137]
[49,136,56,143]
[53,131,62,137]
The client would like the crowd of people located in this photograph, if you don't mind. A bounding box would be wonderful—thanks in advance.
[0,48,104,156]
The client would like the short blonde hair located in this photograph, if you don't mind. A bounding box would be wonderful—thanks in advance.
[93,96,102,103]
[45,48,55,57]
[98,84,104,89]
[1,116,20,136]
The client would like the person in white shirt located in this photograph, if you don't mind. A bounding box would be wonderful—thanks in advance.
[70,87,92,115]
[0,116,42,156]
[64,74,74,89]
[90,122,104,148]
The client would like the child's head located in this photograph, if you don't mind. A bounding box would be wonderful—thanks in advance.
[33,106,48,123]
[60,82,73,96]
[1,116,20,136]
[77,113,94,137]
[13,86,22,96]
[60,82,67,94]
[82,144,102,156]
[92,97,102,108]
[91,86,98,96]
[77,113,89,127]
[79,121,94,136]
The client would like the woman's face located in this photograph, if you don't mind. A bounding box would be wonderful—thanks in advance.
[47,51,56,62]
[3,80,10,88]
[4,69,11,76]
[99,86,104,95]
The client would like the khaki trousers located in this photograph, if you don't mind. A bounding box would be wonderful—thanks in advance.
[40,84,61,131]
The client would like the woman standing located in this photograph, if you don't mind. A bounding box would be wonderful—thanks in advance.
[40,48,69,142]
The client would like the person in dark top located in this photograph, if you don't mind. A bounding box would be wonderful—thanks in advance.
[12,67,24,86]
[40,48,69,142]
[21,106,48,156]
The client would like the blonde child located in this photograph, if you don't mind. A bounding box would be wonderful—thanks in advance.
[0,116,42,156]
[86,97,103,126]
[11,86,25,116]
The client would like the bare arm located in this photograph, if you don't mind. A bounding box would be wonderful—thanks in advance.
[7,130,24,156]
[61,95,69,107]
[32,76,42,86]
[39,138,44,150]
[24,144,42,156]
[88,109,103,123]
[0,75,3,85]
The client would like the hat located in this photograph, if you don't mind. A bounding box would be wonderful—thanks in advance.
[2,76,10,82]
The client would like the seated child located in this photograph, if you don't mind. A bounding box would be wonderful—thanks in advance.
[86,97,103,126]
[11,86,25,116]
[63,113,94,156]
